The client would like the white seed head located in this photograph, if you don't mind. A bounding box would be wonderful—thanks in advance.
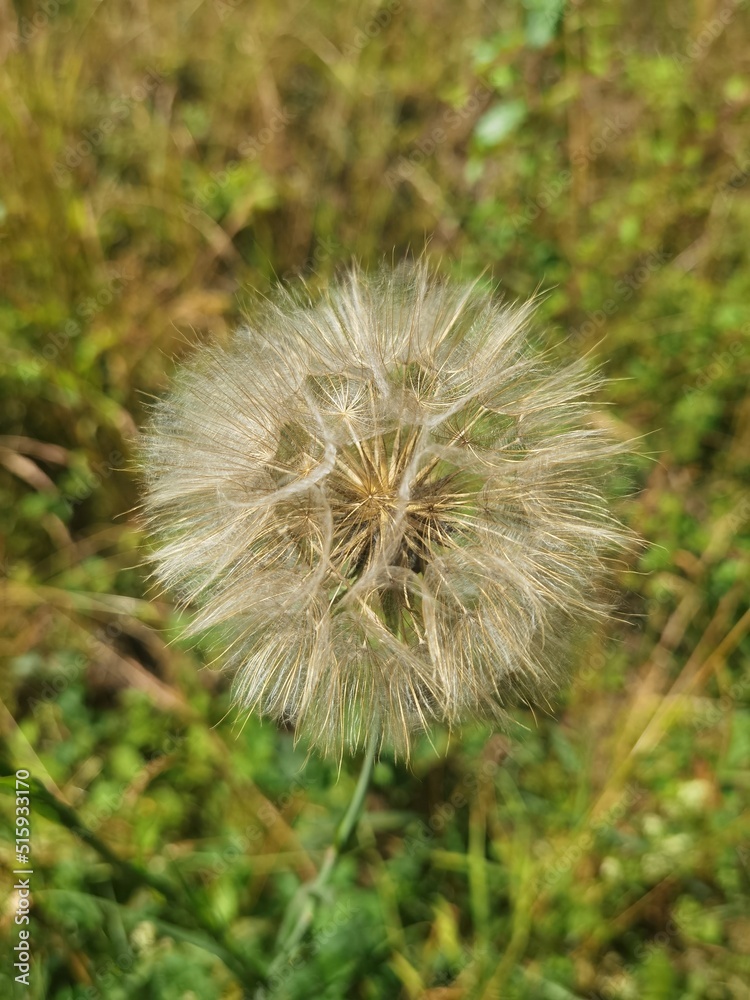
[141,262,632,758]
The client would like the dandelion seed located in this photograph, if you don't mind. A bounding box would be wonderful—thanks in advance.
[141,262,632,758]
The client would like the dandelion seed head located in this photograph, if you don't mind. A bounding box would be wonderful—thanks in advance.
[141,262,632,758]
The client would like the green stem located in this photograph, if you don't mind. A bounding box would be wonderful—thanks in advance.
[266,725,379,980]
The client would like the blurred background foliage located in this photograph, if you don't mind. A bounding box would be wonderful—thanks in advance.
[1,0,750,997]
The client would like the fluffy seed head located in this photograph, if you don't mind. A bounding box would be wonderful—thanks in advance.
[141,263,631,758]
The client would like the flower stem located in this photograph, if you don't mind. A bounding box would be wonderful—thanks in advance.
[267,726,379,979]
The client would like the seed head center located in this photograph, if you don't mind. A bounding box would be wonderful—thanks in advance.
[325,428,463,578]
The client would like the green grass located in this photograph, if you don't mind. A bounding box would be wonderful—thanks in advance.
[1,1,750,997]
